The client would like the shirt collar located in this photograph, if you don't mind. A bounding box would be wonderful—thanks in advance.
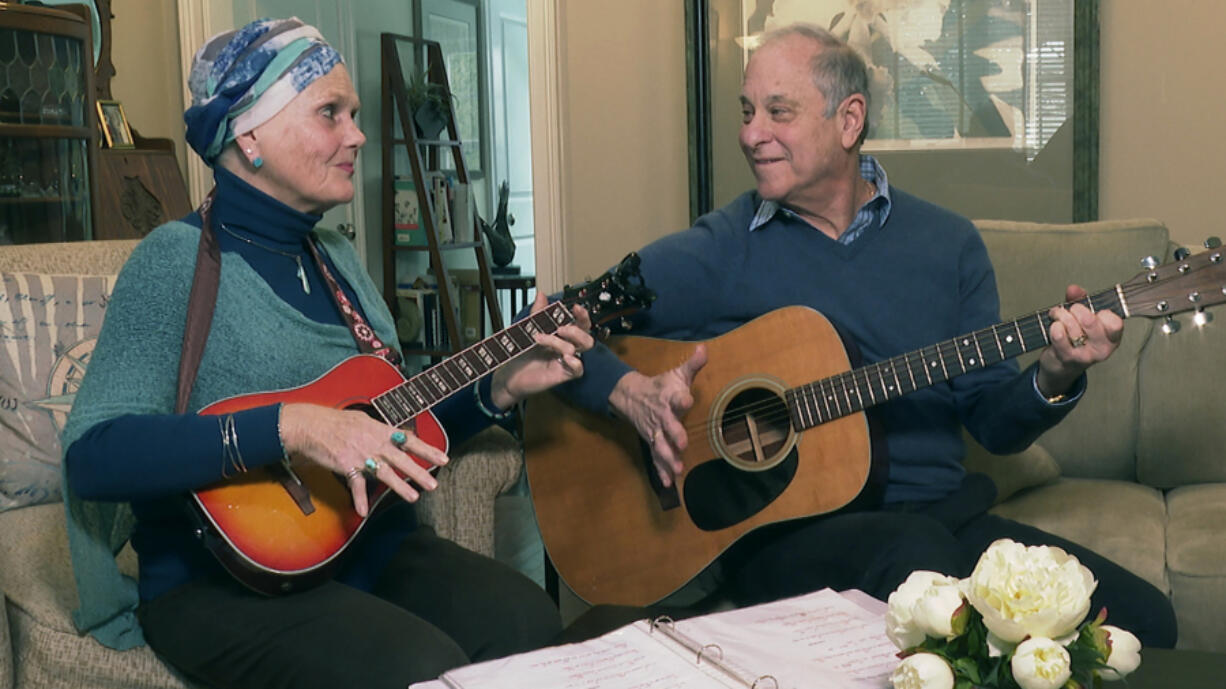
[749,154,892,232]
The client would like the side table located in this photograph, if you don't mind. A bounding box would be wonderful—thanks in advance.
[494,273,535,318]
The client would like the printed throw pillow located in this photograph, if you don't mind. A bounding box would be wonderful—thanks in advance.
[0,272,114,512]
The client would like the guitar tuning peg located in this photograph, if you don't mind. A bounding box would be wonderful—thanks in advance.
[1206,236,1223,249]
[1174,247,1191,261]
[1194,308,1213,327]
[1140,255,1160,269]
[619,317,632,331]
[1161,316,1181,335]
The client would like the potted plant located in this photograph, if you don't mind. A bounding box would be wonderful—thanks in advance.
[405,71,452,140]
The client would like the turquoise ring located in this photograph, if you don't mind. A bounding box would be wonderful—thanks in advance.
[391,430,408,446]
[363,457,382,474]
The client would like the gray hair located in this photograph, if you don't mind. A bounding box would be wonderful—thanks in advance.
[757,23,872,145]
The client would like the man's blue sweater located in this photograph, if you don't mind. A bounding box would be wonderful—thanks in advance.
[562,188,1076,504]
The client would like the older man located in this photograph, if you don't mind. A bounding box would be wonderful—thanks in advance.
[556,23,1176,647]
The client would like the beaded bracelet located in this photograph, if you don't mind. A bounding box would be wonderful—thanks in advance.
[474,376,514,420]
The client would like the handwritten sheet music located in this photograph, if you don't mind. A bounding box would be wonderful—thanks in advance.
[410,589,897,689]
[423,623,747,689]
[672,588,896,689]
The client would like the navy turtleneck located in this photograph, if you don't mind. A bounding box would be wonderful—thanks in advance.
[192,166,364,324]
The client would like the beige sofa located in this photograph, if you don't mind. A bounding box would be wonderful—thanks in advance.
[967,218,1226,653]
[0,239,525,689]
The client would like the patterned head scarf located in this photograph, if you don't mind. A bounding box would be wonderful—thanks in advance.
[183,17,343,165]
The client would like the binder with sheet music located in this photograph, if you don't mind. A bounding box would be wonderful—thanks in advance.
[410,588,898,689]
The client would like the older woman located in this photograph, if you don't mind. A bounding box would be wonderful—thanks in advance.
[61,17,589,688]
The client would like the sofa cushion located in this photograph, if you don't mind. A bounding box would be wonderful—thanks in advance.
[1166,484,1226,652]
[0,503,88,633]
[963,435,1060,504]
[1136,307,1226,487]
[416,426,523,557]
[988,477,1169,594]
[9,604,191,689]
[0,504,188,688]
[1166,484,1226,578]
[975,219,1170,480]
[1,592,11,689]
[0,273,115,512]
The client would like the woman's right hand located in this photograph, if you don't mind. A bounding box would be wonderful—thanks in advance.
[278,403,448,516]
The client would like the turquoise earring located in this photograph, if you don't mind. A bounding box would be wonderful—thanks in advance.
[252,157,263,169]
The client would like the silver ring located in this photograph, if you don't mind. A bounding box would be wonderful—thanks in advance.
[344,466,362,481]
[363,457,382,475]
[1071,334,1088,347]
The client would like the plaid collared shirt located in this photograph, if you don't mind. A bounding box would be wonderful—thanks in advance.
[748,155,892,244]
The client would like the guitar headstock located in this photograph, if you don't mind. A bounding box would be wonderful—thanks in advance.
[562,252,655,339]
[1120,239,1225,325]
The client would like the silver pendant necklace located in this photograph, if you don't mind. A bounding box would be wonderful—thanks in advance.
[217,223,311,294]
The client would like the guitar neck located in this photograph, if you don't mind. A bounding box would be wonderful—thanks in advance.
[787,286,1126,430]
[372,302,574,427]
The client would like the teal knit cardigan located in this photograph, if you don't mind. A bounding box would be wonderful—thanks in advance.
[58,222,400,650]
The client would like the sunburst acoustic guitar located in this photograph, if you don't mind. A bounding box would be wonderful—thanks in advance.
[190,253,654,595]
[524,242,1226,606]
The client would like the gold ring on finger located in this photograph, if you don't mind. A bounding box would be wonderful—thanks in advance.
[1071,335,1088,347]
[344,466,362,481]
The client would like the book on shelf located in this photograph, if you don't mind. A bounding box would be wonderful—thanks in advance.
[431,174,453,243]
[451,178,473,242]
[410,588,898,689]
[393,176,425,246]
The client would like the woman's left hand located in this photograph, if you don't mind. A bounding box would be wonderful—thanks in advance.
[489,292,594,409]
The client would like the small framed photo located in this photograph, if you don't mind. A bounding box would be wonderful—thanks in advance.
[96,100,134,149]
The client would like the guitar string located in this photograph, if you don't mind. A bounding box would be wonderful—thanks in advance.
[377,289,632,420]
[666,286,1147,441]
[654,258,1218,443]
[679,264,1219,439]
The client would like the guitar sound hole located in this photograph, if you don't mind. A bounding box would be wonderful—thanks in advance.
[718,387,791,467]
[682,448,798,531]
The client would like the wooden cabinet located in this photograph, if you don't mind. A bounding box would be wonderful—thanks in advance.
[0,3,97,244]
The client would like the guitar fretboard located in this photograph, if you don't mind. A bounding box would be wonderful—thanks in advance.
[785,286,1127,430]
[372,302,574,426]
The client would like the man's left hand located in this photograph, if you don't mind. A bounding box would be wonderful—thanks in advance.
[1036,284,1124,397]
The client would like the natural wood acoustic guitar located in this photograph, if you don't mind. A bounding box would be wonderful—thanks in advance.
[524,243,1226,606]
[190,253,654,595]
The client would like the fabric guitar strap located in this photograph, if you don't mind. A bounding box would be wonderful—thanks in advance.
[303,239,402,367]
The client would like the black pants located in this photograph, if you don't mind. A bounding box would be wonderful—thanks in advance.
[724,473,1178,649]
[564,474,1177,649]
[138,528,562,689]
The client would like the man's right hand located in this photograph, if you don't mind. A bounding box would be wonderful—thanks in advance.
[607,345,708,487]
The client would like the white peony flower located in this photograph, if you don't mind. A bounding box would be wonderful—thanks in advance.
[890,652,955,689]
[1099,625,1142,680]
[963,539,1097,642]
[885,571,962,650]
[912,577,967,640]
[1010,636,1072,689]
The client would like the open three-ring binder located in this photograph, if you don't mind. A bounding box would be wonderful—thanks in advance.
[647,615,780,688]
[413,588,898,689]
